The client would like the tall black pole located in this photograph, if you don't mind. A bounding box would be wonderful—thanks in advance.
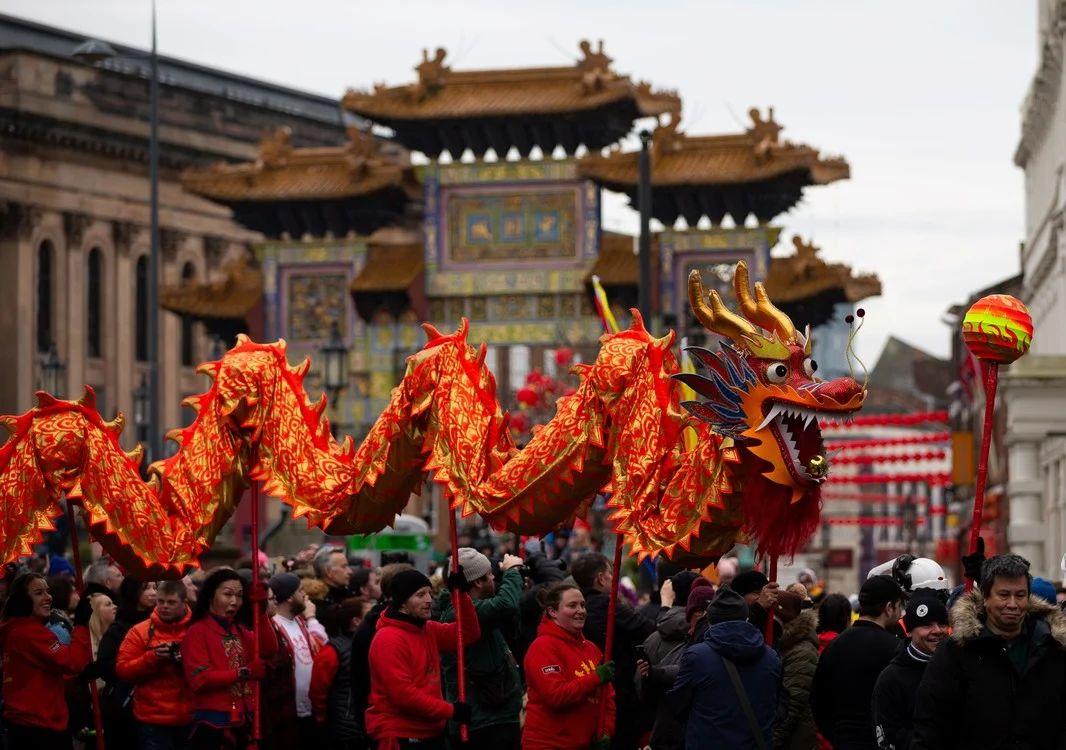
[146,0,161,463]
[637,129,653,326]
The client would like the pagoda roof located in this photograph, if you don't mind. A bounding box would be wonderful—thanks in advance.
[342,41,680,158]
[579,108,849,225]
[350,228,424,293]
[181,127,418,238]
[159,254,263,321]
[588,232,878,329]
[769,236,880,328]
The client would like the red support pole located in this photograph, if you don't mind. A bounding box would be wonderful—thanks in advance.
[764,555,778,647]
[66,500,106,750]
[966,362,999,592]
[249,481,262,745]
[597,534,625,738]
[447,504,469,742]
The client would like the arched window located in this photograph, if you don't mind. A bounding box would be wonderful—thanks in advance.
[36,240,54,353]
[87,248,103,359]
[180,262,196,367]
[135,255,148,362]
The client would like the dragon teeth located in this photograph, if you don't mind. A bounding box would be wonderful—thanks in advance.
[757,404,782,432]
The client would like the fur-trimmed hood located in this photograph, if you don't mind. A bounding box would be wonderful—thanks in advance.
[778,609,818,653]
[950,589,1066,647]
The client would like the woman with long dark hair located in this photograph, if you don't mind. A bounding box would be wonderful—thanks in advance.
[0,572,92,749]
[815,593,852,654]
[522,582,615,750]
[181,568,278,749]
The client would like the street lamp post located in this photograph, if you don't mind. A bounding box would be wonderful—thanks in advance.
[132,372,150,448]
[637,129,653,326]
[321,321,350,418]
[39,341,66,396]
[74,0,160,463]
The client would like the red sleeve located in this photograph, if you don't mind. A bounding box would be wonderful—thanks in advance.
[181,623,239,693]
[240,619,278,660]
[431,591,481,653]
[523,636,601,710]
[309,644,339,724]
[22,623,91,676]
[116,622,159,683]
[370,628,453,722]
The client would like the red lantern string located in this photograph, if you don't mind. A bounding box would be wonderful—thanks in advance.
[820,410,949,430]
[823,492,928,504]
[825,432,951,452]
[825,516,928,527]
[831,450,947,466]
[826,472,952,486]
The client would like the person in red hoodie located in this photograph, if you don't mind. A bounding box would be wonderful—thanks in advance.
[523,582,615,750]
[180,568,278,750]
[116,579,194,749]
[0,572,92,750]
[366,568,479,750]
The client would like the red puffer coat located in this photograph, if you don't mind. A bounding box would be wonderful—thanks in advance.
[116,605,194,726]
[365,594,479,744]
[180,614,278,723]
[522,617,615,750]
[0,617,92,730]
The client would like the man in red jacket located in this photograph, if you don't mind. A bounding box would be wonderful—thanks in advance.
[116,579,193,749]
[366,568,480,750]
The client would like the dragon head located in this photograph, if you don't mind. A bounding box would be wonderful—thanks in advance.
[676,262,866,503]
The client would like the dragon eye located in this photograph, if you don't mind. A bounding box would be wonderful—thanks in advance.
[804,358,818,377]
[765,363,789,384]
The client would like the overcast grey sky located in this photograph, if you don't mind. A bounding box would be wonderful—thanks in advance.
[7,1,1037,363]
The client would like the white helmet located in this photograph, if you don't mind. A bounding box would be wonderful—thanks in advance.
[868,555,950,593]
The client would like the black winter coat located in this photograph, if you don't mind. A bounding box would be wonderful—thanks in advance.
[871,644,930,750]
[582,587,656,749]
[774,611,818,750]
[912,590,1066,750]
[812,619,901,750]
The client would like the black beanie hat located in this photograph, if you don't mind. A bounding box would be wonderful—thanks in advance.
[903,594,949,631]
[708,588,750,624]
[268,573,300,604]
[731,570,770,598]
[389,569,432,608]
[860,574,905,609]
[670,570,700,607]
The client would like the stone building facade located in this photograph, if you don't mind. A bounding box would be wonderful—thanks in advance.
[1003,0,1066,577]
[0,14,345,451]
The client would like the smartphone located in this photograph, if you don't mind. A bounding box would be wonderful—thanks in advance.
[635,644,645,661]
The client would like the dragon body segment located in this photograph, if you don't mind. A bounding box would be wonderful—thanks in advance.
[0,263,865,576]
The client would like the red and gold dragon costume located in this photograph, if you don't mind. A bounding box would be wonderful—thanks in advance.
[0,263,864,577]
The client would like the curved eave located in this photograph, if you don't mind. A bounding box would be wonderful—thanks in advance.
[159,265,263,321]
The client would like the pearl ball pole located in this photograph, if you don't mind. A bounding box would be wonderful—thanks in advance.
[961,295,1033,590]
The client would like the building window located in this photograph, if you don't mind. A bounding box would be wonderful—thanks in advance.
[87,248,103,359]
[135,255,148,362]
[180,263,196,367]
[36,240,54,353]
[508,344,530,393]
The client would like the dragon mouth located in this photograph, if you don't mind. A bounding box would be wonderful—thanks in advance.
[756,402,853,485]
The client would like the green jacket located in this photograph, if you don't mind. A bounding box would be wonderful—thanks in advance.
[439,567,523,731]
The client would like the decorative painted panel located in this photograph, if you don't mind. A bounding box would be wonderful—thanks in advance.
[445,187,579,265]
[659,227,778,327]
[285,271,349,341]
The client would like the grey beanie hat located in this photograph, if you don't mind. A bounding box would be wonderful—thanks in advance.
[458,547,492,583]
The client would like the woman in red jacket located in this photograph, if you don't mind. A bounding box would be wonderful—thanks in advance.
[366,568,479,750]
[522,583,615,750]
[0,572,92,749]
[181,568,277,750]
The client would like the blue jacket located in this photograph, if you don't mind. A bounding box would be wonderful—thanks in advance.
[669,619,781,750]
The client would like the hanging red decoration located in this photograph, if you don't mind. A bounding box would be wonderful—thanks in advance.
[554,347,574,367]
[826,472,952,486]
[516,387,539,406]
[832,450,947,466]
[825,516,927,527]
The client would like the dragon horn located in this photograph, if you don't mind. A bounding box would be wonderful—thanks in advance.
[78,386,97,411]
[688,269,757,343]
[733,262,796,341]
